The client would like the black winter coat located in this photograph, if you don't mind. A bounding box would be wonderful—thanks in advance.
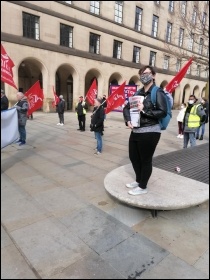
[1,95,9,110]
[123,84,167,127]
[57,99,65,113]
[90,106,105,132]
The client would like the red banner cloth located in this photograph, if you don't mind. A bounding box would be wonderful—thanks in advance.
[165,57,193,93]
[24,81,43,116]
[86,79,97,105]
[52,86,59,107]
[105,82,126,114]
[1,44,18,89]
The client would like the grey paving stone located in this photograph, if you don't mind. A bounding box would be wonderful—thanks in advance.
[101,233,169,279]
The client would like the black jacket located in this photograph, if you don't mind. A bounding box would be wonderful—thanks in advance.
[123,84,167,127]
[90,106,105,132]
[1,95,9,110]
[57,99,65,113]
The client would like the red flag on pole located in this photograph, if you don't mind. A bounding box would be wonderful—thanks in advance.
[85,79,97,105]
[165,57,193,94]
[24,81,43,116]
[105,82,126,114]
[52,86,59,107]
[1,44,18,89]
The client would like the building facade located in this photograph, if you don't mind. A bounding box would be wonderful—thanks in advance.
[1,1,209,111]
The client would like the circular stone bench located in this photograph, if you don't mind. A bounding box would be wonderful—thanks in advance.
[104,164,209,211]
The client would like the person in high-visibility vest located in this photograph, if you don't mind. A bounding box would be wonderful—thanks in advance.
[75,96,88,131]
[183,94,206,148]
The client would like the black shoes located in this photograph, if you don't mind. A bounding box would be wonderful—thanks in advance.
[199,135,203,140]
[196,135,199,139]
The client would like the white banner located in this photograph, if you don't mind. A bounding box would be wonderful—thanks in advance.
[1,108,19,149]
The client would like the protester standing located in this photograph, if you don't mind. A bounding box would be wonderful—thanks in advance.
[90,97,105,155]
[123,65,167,196]
[176,103,186,138]
[1,89,9,110]
[14,92,28,146]
[75,96,88,131]
[183,95,206,148]
[196,98,209,140]
[56,95,65,125]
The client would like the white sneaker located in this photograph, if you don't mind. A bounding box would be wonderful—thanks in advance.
[94,151,101,155]
[57,123,61,125]
[180,135,183,138]
[177,134,181,138]
[128,187,148,195]
[60,123,64,126]
[126,181,139,188]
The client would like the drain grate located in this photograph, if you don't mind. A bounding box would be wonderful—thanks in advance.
[153,143,209,184]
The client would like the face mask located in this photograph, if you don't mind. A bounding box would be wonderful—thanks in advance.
[140,74,153,85]
[181,105,184,109]
[188,100,194,105]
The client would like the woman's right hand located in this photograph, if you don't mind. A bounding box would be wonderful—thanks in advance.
[127,121,133,129]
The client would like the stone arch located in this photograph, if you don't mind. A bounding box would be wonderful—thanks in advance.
[182,84,191,104]
[193,85,200,98]
[201,86,206,97]
[128,75,139,86]
[55,64,78,111]
[108,73,123,95]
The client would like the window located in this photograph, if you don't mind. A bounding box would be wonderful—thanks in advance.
[113,40,122,59]
[188,33,194,51]
[149,51,156,66]
[115,1,123,24]
[152,15,159,37]
[154,1,160,4]
[23,12,40,40]
[176,59,181,72]
[60,24,73,48]
[205,69,209,78]
[187,66,191,74]
[198,38,204,55]
[89,33,100,54]
[168,1,174,12]
[178,28,184,47]
[133,46,141,63]
[163,56,170,70]
[196,65,201,76]
[135,7,143,31]
[192,7,197,24]
[166,22,172,43]
[90,1,100,15]
[202,12,207,25]
[181,1,187,17]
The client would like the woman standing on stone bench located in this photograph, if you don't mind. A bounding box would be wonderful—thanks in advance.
[123,65,167,196]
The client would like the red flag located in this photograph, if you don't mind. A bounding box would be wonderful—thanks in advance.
[105,82,126,114]
[1,44,18,89]
[85,79,97,105]
[52,86,59,107]
[165,57,193,93]
[24,81,43,116]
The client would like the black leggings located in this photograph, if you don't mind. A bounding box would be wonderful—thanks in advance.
[129,132,161,189]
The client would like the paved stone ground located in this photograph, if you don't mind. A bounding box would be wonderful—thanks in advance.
[1,110,209,279]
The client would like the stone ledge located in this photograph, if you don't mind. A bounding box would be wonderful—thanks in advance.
[104,164,209,210]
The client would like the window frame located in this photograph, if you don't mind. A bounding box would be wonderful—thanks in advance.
[60,23,73,48]
[22,12,40,40]
[166,22,172,43]
[89,32,100,54]
[149,51,156,66]
[114,1,123,24]
[152,15,159,38]
[90,1,100,15]
[133,46,141,63]
[134,6,143,32]
[113,40,122,59]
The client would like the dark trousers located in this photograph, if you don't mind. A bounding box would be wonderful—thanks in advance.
[18,125,26,142]
[78,115,86,130]
[58,113,64,124]
[178,122,183,134]
[129,132,161,189]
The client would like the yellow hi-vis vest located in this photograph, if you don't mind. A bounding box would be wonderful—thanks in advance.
[75,102,87,116]
[188,104,201,128]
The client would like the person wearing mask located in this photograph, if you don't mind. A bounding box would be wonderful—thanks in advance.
[123,65,167,196]
[14,92,28,146]
[90,97,105,155]
[176,103,186,138]
[183,95,206,148]
[196,98,209,140]
[1,89,9,110]
[56,95,65,126]
[75,96,88,131]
